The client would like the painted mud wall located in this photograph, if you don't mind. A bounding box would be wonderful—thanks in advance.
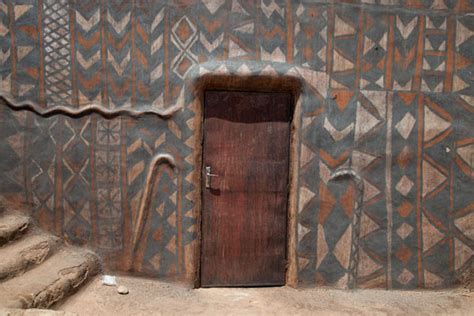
[0,0,473,289]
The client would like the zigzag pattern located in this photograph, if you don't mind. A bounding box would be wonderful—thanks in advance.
[0,0,10,95]
[10,0,38,101]
[360,10,388,90]
[0,0,472,289]
[293,3,327,71]
[259,0,286,63]
[421,15,449,92]
[331,9,360,90]
[61,117,93,245]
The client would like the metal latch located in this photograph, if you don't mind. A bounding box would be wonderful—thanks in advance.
[205,166,218,189]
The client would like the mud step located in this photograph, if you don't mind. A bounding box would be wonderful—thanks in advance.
[0,248,100,309]
[0,232,61,281]
[0,215,31,246]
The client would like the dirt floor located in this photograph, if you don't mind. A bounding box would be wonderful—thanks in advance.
[56,276,474,316]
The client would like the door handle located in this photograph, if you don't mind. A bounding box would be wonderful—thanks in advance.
[205,166,218,189]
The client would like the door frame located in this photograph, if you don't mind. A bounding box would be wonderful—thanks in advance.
[193,75,302,288]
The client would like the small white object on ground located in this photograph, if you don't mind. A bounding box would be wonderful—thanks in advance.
[101,275,117,286]
[117,285,129,295]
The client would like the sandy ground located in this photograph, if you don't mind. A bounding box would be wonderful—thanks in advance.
[59,276,473,316]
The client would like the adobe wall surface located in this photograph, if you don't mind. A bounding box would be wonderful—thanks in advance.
[0,0,472,289]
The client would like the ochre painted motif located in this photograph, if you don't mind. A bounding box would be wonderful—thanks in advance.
[0,0,472,289]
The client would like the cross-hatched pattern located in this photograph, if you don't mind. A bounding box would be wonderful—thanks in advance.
[43,0,72,106]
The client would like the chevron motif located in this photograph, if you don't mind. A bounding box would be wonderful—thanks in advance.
[76,9,99,33]
[106,0,131,108]
[1,0,473,290]
[196,0,226,60]
[74,0,102,107]
[392,14,420,91]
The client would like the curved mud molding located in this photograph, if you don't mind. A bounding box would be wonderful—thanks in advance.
[132,154,177,255]
[329,168,364,289]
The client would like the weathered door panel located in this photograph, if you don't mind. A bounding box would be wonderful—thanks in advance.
[201,91,291,287]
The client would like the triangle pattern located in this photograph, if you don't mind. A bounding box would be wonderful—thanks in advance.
[358,247,382,278]
[454,238,473,270]
[333,225,352,269]
[457,144,474,168]
[424,105,451,143]
[424,269,443,287]
[355,102,380,141]
[333,49,354,72]
[360,212,380,237]
[334,15,356,37]
[454,212,474,239]
[229,39,247,58]
[299,186,315,213]
[422,159,446,198]
[363,179,381,202]
[422,214,445,252]
[352,150,377,172]
[317,224,328,268]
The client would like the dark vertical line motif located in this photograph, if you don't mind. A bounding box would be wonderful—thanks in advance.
[90,116,98,246]
[69,5,79,107]
[448,152,455,276]
[23,113,33,204]
[413,15,425,91]
[255,0,261,61]
[177,171,183,274]
[7,1,17,97]
[164,6,169,106]
[386,92,393,289]
[38,0,46,106]
[54,117,64,237]
[385,14,395,90]
[354,8,365,89]
[326,4,334,76]
[100,0,108,107]
[120,116,132,269]
[416,93,424,287]
[285,0,293,64]
[130,0,136,108]
[444,15,455,93]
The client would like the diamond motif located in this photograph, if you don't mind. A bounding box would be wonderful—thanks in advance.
[395,244,413,264]
[395,113,416,139]
[397,223,414,240]
[397,200,413,218]
[172,16,196,47]
[174,54,194,79]
[395,175,414,196]
[397,268,414,285]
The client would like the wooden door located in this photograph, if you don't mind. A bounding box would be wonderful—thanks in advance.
[201,90,291,287]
